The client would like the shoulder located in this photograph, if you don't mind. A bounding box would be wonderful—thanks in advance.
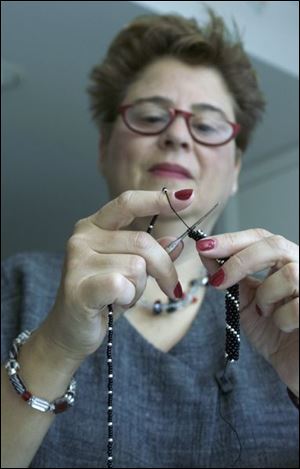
[1,251,64,362]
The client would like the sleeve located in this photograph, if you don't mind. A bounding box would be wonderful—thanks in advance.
[1,252,63,364]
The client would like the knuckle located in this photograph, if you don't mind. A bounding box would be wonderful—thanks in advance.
[73,218,89,234]
[232,251,247,273]
[225,232,237,247]
[129,255,146,275]
[274,234,288,249]
[279,298,300,330]
[282,262,299,286]
[108,273,125,293]
[291,298,299,321]
[66,235,84,256]
[132,231,153,250]
[267,234,288,251]
[254,227,270,239]
[116,190,134,210]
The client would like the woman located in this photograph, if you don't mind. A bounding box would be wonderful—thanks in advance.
[2,11,298,468]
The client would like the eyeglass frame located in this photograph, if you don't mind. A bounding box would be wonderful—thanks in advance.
[118,104,241,147]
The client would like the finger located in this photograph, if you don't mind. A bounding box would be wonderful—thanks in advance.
[256,262,299,316]
[198,253,218,276]
[195,228,299,261]
[76,230,182,299]
[206,235,299,289]
[84,252,146,275]
[90,189,194,230]
[273,298,299,332]
[84,252,147,302]
[78,273,136,311]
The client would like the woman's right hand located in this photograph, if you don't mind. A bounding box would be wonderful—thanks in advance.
[36,189,194,364]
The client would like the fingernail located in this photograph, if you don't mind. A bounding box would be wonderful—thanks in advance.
[256,305,263,316]
[173,281,183,298]
[174,189,193,200]
[209,268,225,287]
[196,239,216,251]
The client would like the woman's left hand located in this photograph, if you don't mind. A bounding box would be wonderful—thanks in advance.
[196,228,299,397]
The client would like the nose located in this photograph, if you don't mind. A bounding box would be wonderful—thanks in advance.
[158,113,192,152]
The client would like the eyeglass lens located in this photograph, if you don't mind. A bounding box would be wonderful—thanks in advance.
[125,102,234,144]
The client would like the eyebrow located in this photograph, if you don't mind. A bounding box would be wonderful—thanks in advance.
[132,96,228,120]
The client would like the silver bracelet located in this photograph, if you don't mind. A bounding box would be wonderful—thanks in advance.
[5,330,76,414]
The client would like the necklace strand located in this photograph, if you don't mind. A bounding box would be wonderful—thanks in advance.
[107,304,114,468]
[137,275,208,314]
[105,206,240,468]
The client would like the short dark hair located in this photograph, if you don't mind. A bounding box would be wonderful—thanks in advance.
[87,9,266,152]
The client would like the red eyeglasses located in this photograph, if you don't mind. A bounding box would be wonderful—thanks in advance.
[118,102,241,147]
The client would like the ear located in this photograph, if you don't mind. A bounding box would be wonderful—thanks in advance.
[231,148,242,196]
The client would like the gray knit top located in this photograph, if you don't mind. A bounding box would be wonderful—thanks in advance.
[1,252,299,468]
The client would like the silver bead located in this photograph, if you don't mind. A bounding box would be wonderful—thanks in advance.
[30,396,52,412]
[65,393,75,405]
[5,358,20,376]
[68,378,77,393]
[202,276,209,286]
[5,329,77,415]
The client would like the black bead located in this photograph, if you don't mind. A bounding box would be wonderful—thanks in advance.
[189,279,198,287]
[152,301,162,315]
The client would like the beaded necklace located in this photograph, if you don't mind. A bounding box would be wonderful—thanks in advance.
[137,275,208,315]
[105,188,240,468]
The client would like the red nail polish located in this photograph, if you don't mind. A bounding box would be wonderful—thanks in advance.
[196,239,216,251]
[173,281,183,298]
[174,189,193,200]
[209,269,225,287]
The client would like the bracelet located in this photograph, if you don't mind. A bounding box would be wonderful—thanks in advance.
[5,330,77,414]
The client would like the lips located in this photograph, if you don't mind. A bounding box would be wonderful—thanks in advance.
[149,163,193,179]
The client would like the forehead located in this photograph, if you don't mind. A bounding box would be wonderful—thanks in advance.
[123,58,236,120]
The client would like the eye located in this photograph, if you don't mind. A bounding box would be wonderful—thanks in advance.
[132,104,169,126]
[140,114,166,123]
[194,123,215,133]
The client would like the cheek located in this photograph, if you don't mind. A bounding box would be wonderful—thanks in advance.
[207,144,236,171]
[110,130,142,165]
[199,146,237,188]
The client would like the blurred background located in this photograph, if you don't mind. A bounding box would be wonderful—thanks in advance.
[1,0,299,260]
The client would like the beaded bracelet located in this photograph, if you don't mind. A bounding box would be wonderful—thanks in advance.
[5,330,77,414]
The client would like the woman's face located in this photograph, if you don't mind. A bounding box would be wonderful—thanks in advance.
[100,57,241,224]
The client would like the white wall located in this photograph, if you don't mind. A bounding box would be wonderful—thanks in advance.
[238,146,299,244]
[133,1,299,77]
